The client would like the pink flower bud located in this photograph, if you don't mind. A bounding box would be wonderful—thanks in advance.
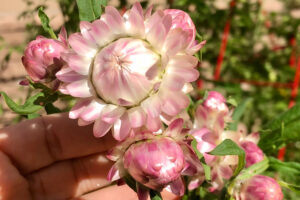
[123,137,185,191]
[195,91,230,134]
[240,175,283,200]
[22,36,65,82]
[163,9,196,47]
[203,91,228,112]
[240,141,264,168]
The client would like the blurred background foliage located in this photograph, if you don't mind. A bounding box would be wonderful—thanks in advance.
[1,0,300,199]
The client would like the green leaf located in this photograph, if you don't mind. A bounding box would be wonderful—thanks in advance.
[0,92,43,115]
[209,139,245,178]
[268,157,300,176]
[264,103,300,131]
[227,97,238,107]
[191,138,211,181]
[149,190,162,200]
[228,98,252,130]
[259,103,300,151]
[237,158,269,181]
[38,7,57,39]
[27,113,41,119]
[278,180,300,195]
[76,0,107,22]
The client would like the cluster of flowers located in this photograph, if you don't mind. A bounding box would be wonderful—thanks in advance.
[22,3,283,200]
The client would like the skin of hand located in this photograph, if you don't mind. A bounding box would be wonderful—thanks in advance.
[0,113,179,200]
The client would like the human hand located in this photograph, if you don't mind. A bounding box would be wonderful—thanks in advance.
[0,113,178,200]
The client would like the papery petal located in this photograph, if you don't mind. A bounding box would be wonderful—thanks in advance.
[56,67,85,82]
[107,163,121,182]
[187,40,206,55]
[61,52,91,75]
[101,105,126,124]
[163,28,189,56]
[66,79,92,98]
[93,118,112,138]
[165,118,184,137]
[69,98,92,119]
[162,92,189,116]
[169,177,185,196]
[137,184,149,200]
[78,118,93,126]
[80,21,95,43]
[80,101,105,122]
[113,113,131,141]
[141,95,162,118]
[128,107,146,128]
[126,5,145,37]
[188,178,202,190]
[68,33,97,56]
[146,22,166,51]
[90,20,112,46]
[146,115,161,132]
[103,6,124,34]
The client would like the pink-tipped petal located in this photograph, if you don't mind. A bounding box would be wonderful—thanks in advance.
[162,92,189,116]
[80,101,105,122]
[187,40,206,55]
[165,118,184,137]
[146,116,161,132]
[69,98,92,119]
[93,119,112,138]
[113,114,131,141]
[137,184,149,200]
[163,29,189,56]
[66,79,92,98]
[107,163,121,182]
[61,52,90,75]
[128,107,146,128]
[169,177,185,196]
[56,67,85,82]
[68,33,97,56]
[127,5,145,37]
[101,105,126,124]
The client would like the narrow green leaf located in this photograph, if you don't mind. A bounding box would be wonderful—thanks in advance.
[237,158,269,181]
[0,92,43,115]
[38,7,57,39]
[278,180,300,195]
[228,98,251,130]
[209,139,245,177]
[264,103,300,131]
[268,157,300,176]
[76,0,107,22]
[192,138,211,181]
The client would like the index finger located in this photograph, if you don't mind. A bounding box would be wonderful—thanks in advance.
[0,113,116,174]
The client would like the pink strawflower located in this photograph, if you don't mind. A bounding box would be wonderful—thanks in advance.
[238,175,283,200]
[240,141,264,168]
[56,3,205,140]
[195,91,231,136]
[22,29,67,83]
[107,119,203,199]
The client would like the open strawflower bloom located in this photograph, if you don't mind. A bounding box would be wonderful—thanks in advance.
[55,2,206,141]
[3,1,298,200]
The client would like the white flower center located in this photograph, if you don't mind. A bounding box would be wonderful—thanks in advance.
[91,38,161,106]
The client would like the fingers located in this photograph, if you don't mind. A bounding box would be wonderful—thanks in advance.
[0,151,32,200]
[27,153,113,200]
[76,185,180,200]
[0,113,116,174]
